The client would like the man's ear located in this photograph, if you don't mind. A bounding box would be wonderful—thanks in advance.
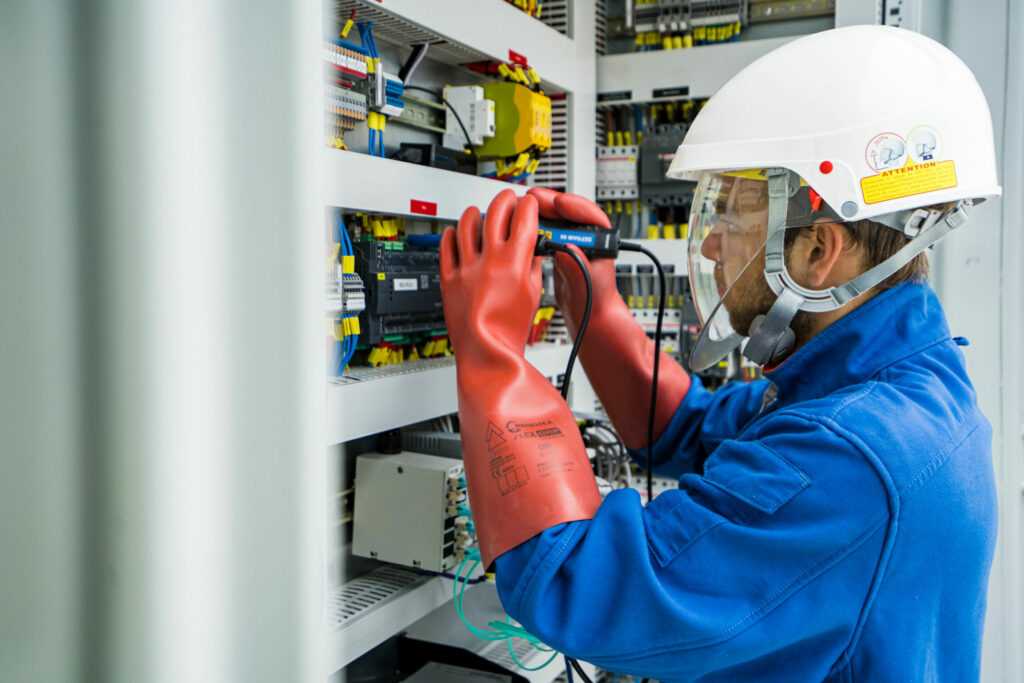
[789,222,846,289]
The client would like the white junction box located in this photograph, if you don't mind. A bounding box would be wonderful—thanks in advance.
[442,85,496,150]
[596,145,639,200]
[352,450,475,572]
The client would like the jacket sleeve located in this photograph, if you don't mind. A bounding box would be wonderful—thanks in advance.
[628,377,771,479]
[495,412,890,682]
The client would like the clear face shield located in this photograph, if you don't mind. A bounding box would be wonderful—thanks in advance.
[686,168,840,371]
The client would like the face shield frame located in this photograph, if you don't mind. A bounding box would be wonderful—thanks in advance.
[686,167,843,371]
[685,166,975,371]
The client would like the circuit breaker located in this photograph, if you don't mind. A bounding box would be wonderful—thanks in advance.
[352,451,475,572]
[596,144,639,201]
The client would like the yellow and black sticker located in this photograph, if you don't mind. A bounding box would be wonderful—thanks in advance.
[860,159,957,205]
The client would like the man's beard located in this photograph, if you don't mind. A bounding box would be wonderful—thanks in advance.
[718,252,814,345]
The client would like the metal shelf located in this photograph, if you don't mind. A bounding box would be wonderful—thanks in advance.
[327,342,573,445]
[325,148,528,221]
[597,36,797,103]
[329,0,577,92]
[328,564,481,672]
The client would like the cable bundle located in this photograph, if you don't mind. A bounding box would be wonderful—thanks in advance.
[332,212,359,375]
[452,549,561,671]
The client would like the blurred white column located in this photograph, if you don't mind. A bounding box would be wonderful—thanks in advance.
[1,0,324,681]
[0,2,82,681]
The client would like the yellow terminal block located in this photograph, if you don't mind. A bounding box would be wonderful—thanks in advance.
[474,81,552,158]
[341,255,355,274]
[647,224,660,239]
[662,35,672,51]
[664,223,676,240]
[683,34,694,48]
[672,35,683,50]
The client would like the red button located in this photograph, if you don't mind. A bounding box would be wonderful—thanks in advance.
[819,161,834,174]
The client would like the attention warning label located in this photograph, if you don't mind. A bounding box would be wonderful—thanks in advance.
[860,160,957,205]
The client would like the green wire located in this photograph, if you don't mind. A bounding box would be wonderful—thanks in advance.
[507,638,560,671]
[450,525,560,671]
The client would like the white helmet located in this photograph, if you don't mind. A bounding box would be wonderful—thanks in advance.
[667,25,1001,370]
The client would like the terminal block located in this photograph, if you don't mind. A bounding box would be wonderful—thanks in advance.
[352,451,476,572]
[367,68,405,118]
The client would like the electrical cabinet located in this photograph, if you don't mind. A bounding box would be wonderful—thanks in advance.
[325,2,597,679]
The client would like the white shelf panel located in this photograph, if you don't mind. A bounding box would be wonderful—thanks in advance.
[327,565,453,672]
[325,149,527,221]
[327,342,573,445]
[330,0,577,91]
[597,36,797,102]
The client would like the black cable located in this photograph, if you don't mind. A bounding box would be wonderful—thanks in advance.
[401,85,477,159]
[398,43,429,84]
[545,243,592,401]
[532,239,595,683]
[568,656,594,683]
[619,241,667,504]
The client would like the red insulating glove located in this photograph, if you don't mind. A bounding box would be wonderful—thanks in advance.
[526,188,692,450]
[440,189,601,567]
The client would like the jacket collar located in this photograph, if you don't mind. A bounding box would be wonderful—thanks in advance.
[763,281,951,407]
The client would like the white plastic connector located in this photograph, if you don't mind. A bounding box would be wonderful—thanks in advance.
[442,85,496,150]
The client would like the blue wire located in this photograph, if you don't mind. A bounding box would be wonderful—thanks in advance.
[332,339,343,376]
[564,655,575,683]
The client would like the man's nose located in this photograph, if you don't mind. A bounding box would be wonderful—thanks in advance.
[701,223,725,261]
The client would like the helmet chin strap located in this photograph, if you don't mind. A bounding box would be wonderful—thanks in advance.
[745,289,801,366]
[741,170,974,367]
[743,168,800,366]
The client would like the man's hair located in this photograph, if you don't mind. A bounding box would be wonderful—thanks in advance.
[784,202,957,292]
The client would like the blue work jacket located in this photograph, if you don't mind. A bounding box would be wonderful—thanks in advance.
[496,281,997,682]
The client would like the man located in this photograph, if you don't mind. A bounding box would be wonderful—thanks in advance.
[440,25,1000,681]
